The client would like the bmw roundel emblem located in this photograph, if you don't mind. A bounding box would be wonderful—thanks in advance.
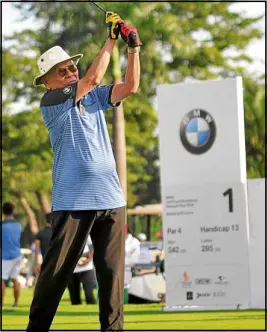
[180,109,216,155]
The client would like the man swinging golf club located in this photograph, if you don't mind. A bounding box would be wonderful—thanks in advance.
[26,12,141,332]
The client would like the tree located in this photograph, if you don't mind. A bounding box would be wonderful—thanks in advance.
[19,195,39,234]
[112,44,127,199]
[243,77,265,178]
[3,1,264,208]
[2,109,53,225]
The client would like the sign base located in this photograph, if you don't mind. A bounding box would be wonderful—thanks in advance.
[162,304,250,312]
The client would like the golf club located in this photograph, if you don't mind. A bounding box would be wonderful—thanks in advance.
[90,2,107,14]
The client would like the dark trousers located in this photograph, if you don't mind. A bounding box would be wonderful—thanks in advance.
[68,269,97,305]
[26,207,125,332]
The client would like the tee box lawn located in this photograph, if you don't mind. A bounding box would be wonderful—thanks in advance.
[1,288,265,331]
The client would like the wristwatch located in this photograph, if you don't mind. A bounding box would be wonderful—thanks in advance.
[128,46,140,54]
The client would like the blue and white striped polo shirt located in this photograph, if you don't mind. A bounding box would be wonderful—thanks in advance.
[41,83,126,211]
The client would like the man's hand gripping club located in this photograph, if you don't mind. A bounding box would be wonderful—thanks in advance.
[106,12,123,39]
[105,12,142,48]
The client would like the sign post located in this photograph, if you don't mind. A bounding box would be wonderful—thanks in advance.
[157,77,251,310]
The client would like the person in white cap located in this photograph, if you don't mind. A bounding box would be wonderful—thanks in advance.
[137,233,147,242]
[26,13,141,332]
[137,233,154,265]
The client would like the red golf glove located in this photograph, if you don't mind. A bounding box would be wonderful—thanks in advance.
[120,22,142,47]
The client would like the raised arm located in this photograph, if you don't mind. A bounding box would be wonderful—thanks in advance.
[76,39,116,102]
[76,12,123,102]
[111,22,142,104]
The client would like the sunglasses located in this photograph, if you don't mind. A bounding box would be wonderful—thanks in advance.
[57,64,78,78]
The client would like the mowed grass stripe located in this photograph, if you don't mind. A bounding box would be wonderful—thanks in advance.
[2,288,265,330]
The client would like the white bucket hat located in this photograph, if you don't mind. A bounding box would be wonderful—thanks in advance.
[33,46,83,87]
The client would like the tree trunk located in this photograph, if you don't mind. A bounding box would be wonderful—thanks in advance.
[36,190,51,214]
[20,196,39,235]
[112,44,127,200]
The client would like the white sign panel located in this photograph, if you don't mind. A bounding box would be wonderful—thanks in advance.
[163,183,250,309]
[157,78,250,310]
[247,179,265,309]
[158,77,247,184]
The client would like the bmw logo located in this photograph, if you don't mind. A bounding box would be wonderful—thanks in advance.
[180,109,216,155]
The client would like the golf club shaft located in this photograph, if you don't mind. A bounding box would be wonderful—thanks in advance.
[91,2,107,14]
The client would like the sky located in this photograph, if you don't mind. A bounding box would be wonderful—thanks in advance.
[2,1,265,75]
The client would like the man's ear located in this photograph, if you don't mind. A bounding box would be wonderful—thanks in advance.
[41,75,49,87]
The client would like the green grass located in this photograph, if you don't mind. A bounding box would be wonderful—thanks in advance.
[2,288,265,331]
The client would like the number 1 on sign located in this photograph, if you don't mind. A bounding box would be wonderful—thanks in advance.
[223,188,234,212]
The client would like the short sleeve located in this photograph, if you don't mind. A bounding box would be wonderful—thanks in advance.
[92,84,120,111]
[40,83,78,129]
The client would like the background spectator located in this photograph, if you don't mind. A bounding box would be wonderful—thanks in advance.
[124,225,140,304]
[1,202,22,308]
[33,213,53,277]
[137,233,153,265]
[68,235,97,305]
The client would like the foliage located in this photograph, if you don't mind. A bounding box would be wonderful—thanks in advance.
[2,110,53,215]
[243,78,265,178]
[2,1,265,212]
